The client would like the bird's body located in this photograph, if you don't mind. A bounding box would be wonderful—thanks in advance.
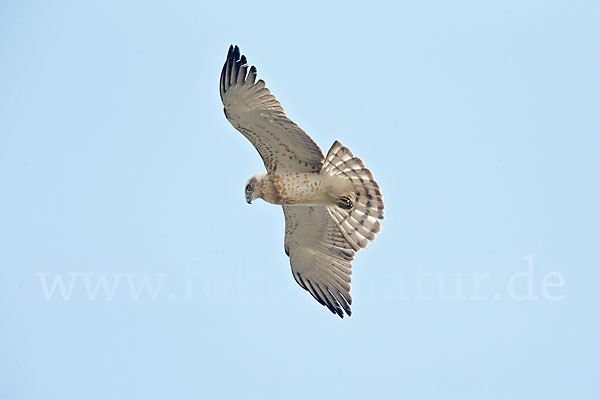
[220,45,384,318]
[251,171,353,206]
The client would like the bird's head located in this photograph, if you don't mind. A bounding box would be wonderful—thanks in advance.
[244,173,267,204]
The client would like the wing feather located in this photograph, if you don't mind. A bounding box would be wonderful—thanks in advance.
[282,205,355,318]
[220,45,324,173]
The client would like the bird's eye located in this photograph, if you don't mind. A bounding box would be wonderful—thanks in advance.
[246,184,253,192]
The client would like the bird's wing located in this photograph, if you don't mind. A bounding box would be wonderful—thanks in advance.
[220,45,324,173]
[282,205,355,318]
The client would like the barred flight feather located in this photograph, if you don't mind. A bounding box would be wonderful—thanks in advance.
[324,141,385,252]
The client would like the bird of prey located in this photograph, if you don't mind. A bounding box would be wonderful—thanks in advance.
[220,45,384,318]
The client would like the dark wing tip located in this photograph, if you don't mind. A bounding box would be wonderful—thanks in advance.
[221,45,255,96]
[293,273,351,318]
[221,45,244,100]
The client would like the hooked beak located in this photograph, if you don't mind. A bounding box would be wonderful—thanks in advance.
[245,193,252,204]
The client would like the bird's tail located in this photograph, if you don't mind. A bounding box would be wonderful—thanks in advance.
[322,141,384,252]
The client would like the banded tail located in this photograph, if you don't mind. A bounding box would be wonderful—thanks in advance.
[322,141,384,251]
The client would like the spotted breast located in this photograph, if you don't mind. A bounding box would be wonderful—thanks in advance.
[272,172,333,205]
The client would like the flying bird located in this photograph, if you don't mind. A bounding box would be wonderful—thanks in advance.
[220,45,384,318]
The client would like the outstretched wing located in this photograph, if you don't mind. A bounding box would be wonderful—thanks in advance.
[282,205,355,318]
[220,45,324,173]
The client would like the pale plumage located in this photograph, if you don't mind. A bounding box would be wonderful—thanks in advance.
[220,45,384,317]
[219,46,323,173]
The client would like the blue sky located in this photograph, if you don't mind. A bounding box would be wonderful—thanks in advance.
[1,0,598,399]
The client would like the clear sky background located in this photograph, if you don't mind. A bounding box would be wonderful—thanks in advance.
[1,1,598,399]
